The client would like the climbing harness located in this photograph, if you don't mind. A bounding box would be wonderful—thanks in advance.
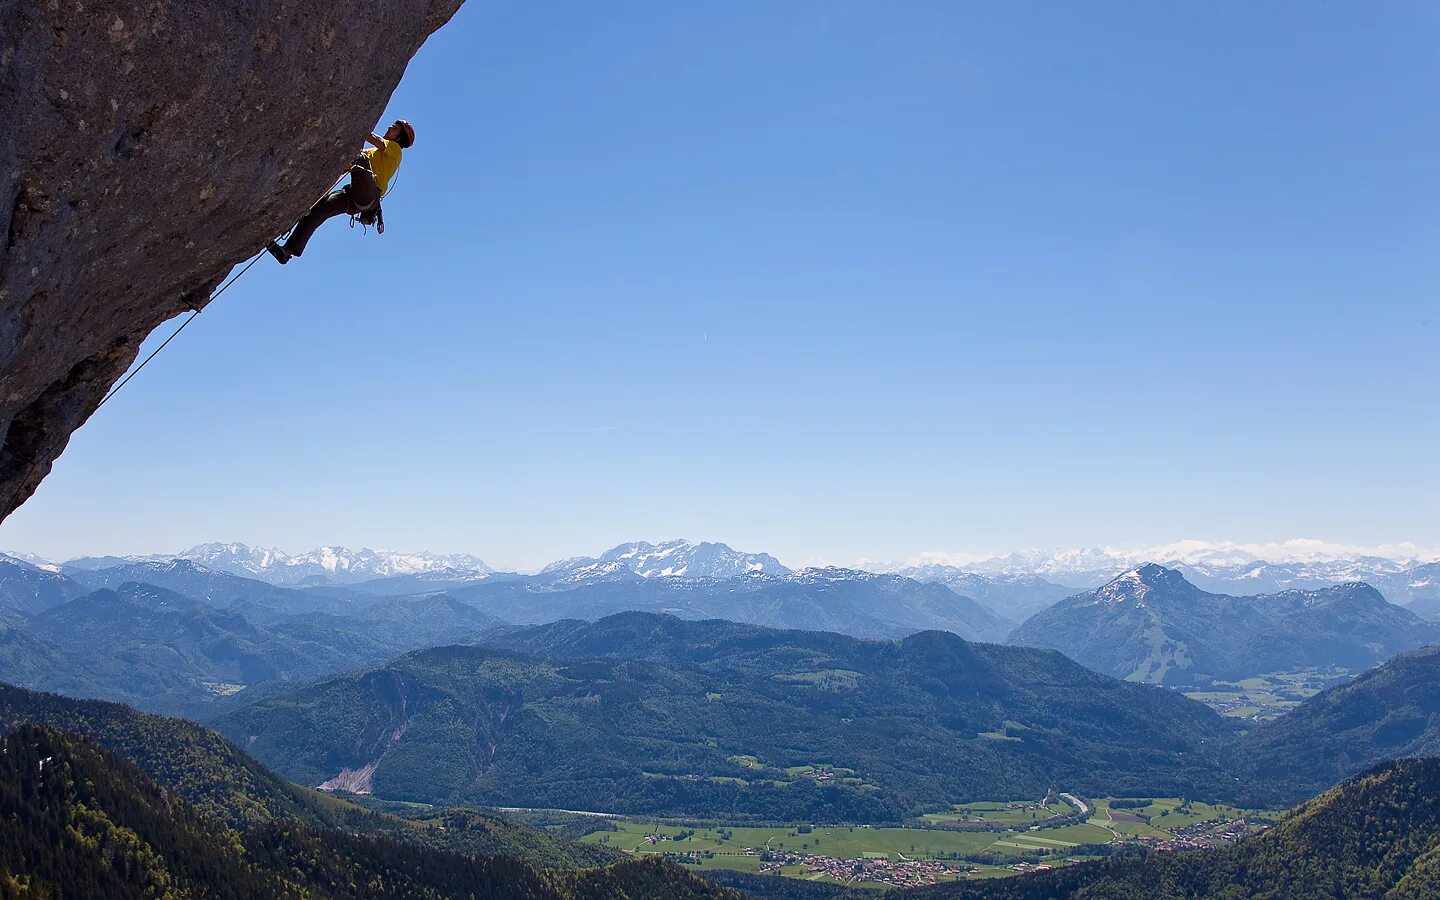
[350,168,396,234]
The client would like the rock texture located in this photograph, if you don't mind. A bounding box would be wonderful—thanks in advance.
[0,0,463,520]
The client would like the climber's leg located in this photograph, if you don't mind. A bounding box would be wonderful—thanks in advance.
[279,188,352,259]
[348,161,380,213]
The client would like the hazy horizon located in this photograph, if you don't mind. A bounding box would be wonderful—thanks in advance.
[7,535,1440,576]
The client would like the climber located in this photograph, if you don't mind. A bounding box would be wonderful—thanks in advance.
[265,119,415,264]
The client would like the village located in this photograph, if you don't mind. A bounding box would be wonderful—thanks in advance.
[752,849,974,888]
[1137,817,1257,852]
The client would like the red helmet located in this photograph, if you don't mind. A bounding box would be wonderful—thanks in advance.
[392,119,415,148]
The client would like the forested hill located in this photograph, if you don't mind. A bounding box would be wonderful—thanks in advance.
[1226,646,1440,804]
[903,757,1440,900]
[217,612,1236,821]
[0,724,736,900]
[0,682,613,870]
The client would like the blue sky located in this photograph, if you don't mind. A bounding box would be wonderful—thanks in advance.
[4,1,1439,570]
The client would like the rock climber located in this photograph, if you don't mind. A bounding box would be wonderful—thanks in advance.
[266,119,414,264]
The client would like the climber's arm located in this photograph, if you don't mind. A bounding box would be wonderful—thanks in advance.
[364,132,385,149]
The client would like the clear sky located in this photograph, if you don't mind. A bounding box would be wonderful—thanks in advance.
[3,1,1439,570]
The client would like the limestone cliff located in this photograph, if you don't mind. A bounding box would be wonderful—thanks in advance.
[0,0,463,520]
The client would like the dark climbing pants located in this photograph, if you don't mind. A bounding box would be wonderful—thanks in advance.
[282,160,380,257]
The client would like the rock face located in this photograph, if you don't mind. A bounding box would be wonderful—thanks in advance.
[0,0,463,520]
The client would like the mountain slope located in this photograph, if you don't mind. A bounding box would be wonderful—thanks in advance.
[60,558,334,620]
[891,565,1075,620]
[1008,564,1439,684]
[19,583,401,715]
[216,613,1234,822]
[907,757,1440,900]
[0,682,614,868]
[0,553,87,613]
[0,723,729,899]
[0,562,506,716]
[1228,646,1440,804]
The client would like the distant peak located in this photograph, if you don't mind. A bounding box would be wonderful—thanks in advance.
[1126,562,1180,580]
[1090,563,1196,605]
[562,539,790,579]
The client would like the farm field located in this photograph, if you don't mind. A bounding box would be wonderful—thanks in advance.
[578,792,1275,888]
[1089,797,1284,836]
[1180,668,1349,721]
[922,797,1075,826]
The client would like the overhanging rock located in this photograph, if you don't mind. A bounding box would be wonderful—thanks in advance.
[0,0,464,520]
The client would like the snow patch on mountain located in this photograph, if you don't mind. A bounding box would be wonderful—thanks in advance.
[873,540,1440,591]
[49,543,494,586]
[0,552,61,573]
[544,539,790,581]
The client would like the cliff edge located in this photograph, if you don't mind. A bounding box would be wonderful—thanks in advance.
[0,0,463,520]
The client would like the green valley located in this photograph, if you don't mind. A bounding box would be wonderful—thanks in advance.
[577,790,1279,890]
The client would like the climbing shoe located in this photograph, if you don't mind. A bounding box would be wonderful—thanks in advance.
[265,240,290,265]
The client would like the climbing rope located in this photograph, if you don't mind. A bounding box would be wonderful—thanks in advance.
[11,148,397,501]
[92,248,264,413]
[9,246,267,499]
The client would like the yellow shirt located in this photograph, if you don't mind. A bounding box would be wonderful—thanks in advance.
[363,139,403,194]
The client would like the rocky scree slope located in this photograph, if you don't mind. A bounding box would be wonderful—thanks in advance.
[0,0,462,520]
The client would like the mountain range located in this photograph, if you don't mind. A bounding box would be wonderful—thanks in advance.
[446,567,1017,642]
[1009,564,1440,685]
[0,561,503,716]
[19,537,1440,619]
[6,546,1438,719]
[63,542,495,586]
[945,542,1440,586]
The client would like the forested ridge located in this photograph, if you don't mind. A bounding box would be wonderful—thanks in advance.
[0,682,614,870]
[217,613,1234,821]
[0,724,738,898]
[1226,646,1440,805]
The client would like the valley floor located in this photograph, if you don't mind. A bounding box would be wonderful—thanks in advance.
[1176,667,1350,722]
[576,793,1284,890]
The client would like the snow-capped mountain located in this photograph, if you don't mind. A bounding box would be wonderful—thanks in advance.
[188,544,494,585]
[540,539,790,581]
[889,541,1440,600]
[0,551,61,573]
[19,537,1440,605]
[56,543,494,586]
